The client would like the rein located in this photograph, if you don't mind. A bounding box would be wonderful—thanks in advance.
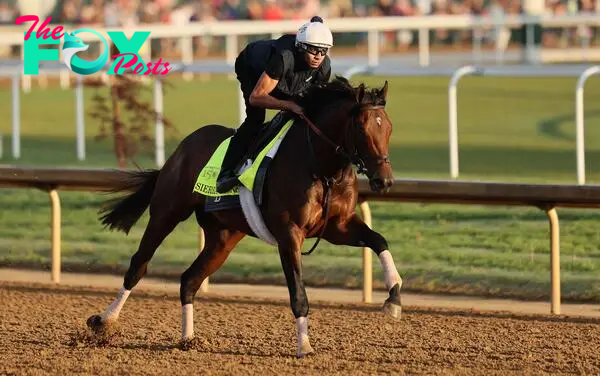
[299,107,384,256]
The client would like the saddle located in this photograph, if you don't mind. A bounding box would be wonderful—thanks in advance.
[236,111,295,171]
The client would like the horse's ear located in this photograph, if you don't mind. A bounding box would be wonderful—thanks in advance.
[356,84,366,104]
[379,80,388,101]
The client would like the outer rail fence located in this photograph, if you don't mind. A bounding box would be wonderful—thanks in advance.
[3,63,599,184]
[3,166,600,314]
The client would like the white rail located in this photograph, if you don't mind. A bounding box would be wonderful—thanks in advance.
[75,75,85,161]
[11,72,20,159]
[449,66,480,179]
[575,66,600,185]
[2,64,599,187]
[153,78,165,167]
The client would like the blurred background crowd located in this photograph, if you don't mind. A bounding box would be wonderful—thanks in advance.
[0,0,598,57]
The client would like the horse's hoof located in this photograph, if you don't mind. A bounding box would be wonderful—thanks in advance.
[296,338,314,358]
[382,301,402,320]
[86,314,115,334]
[180,336,195,351]
[86,314,104,330]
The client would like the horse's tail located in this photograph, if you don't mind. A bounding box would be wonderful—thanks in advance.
[99,169,160,234]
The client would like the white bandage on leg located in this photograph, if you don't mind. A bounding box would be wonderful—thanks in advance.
[182,304,194,340]
[100,287,131,322]
[296,317,308,340]
[379,250,402,291]
[296,316,312,356]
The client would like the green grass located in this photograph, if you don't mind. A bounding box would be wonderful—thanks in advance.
[1,74,600,302]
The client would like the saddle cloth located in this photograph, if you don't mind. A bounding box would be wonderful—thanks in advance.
[192,116,295,245]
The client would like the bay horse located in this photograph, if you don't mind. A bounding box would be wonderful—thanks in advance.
[87,76,403,358]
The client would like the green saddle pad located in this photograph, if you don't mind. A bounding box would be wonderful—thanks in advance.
[193,119,294,197]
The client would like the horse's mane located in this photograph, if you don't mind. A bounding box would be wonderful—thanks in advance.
[294,75,386,118]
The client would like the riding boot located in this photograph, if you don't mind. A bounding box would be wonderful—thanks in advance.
[216,133,248,193]
[217,142,240,193]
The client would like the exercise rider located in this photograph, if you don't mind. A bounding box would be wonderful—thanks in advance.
[216,16,334,193]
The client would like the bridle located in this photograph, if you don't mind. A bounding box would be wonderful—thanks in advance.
[302,104,390,179]
[300,104,390,255]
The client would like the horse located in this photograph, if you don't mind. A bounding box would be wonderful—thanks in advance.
[86,76,403,358]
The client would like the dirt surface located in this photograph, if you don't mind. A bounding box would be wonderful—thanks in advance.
[1,281,600,376]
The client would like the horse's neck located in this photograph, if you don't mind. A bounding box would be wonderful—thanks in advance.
[303,106,353,180]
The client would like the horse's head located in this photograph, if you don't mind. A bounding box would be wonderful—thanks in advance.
[351,80,394,192]
[296,76,394,193]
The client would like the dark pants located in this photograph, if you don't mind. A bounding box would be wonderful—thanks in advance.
[219,55,267,174]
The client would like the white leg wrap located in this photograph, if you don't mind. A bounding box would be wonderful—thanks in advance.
[100,287,131,322]
[296,317,308,343]
[295,316,313,356]
[182,304,194,340]
[379,250,402,291]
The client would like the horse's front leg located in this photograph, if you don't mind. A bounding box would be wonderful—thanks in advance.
[276,224,314,358]
[324,214,403,319]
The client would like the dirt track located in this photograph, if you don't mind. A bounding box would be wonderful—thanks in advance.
[1,281,600,376]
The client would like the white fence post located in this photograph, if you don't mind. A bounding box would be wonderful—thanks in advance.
[154,78,165,167]
[75,74,85,161]
[21,43,31,94]
[367,30,379,67]
[12,72,20,159]
[181,36,194,82]
[448,65,480,179]
[418,28,430,67]
[225,35,238,66]
[575,65,600,185]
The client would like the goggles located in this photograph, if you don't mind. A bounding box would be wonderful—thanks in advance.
[298,43,329,57]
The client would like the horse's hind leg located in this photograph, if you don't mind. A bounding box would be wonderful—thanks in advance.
[87,208,190,330]
[180,213,244,342]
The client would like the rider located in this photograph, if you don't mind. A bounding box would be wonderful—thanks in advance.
[216,16,333,193]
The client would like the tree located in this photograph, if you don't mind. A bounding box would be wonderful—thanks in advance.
[85,74,174,168]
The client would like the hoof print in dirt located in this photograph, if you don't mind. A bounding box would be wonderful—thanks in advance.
[68,326,116,348]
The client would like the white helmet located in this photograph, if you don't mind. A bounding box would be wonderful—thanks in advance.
[295,17,333,49]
